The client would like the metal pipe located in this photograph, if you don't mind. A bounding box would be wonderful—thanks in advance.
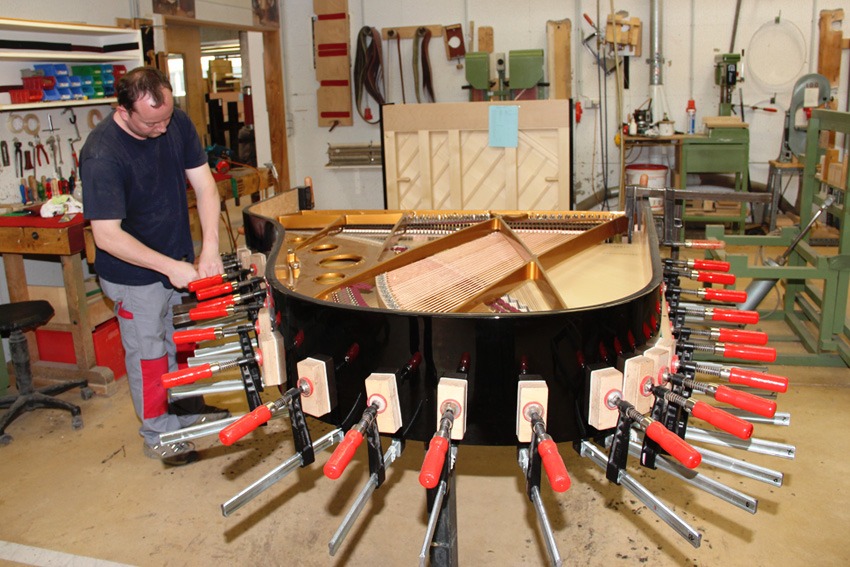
[648,0,664,86]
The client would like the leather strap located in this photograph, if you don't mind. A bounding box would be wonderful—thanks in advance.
[413,27,435,103]
[353,26,385,123]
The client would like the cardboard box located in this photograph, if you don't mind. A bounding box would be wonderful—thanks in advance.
[35,318,127,379]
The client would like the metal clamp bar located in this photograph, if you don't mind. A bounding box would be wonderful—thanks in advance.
[329,438,404,556]
[221,428,343,517]
[518,447,563,566]
[721,408,791,426]
[159,415,241,444]
[696,446,784,486]
[167,379,245,400]
[419,445,458,567]
[627,441,757,514]
[685,427,796,459]
[579,440,702,548]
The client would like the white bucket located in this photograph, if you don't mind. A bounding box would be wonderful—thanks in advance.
[625,163,668,213]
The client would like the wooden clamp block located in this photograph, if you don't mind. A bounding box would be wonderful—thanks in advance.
[642,345,672,385]
[365,372,403,434]
[516,378,548,443]
[297,355,336,417]
[588,367,623,431]
[437,376,467,440]
[236,246,251,270]
[622,355,655,415]
[256,306,284,387]
[249,252,267,278]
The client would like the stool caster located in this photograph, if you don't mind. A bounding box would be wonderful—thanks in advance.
[81,387,94,400]
[72,415,83,430]
[0,433,12,445]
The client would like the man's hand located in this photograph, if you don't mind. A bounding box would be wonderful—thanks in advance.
[196,247,224,279]
[167,260,201,290]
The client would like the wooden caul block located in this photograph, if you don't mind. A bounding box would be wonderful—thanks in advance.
[256,306,284,386]
[588,367,623,431]
[437,376,467,440]
[297,355,336,417]
[622,355,655,415]
[365,372,403,434]
[642,345,671,384]
[516,379,548,443]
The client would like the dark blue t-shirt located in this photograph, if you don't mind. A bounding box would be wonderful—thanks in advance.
[80,108,207,287]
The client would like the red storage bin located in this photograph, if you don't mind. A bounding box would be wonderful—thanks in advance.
[36,318,127,379]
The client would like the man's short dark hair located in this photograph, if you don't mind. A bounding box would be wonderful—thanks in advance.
[116,66,173,113]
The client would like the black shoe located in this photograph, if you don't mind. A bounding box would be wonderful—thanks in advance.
[143,441,200,466]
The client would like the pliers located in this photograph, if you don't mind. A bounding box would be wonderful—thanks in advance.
[14,139,23,177]
[34,137,49,167]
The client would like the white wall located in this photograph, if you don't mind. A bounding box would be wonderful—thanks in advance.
[280,0,849,209]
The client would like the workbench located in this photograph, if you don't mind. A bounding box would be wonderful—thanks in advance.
[0,208,116,395]
[190,166,274,208]
[622,127,750,232]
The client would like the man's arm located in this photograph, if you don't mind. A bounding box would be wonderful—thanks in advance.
[90,219,200,289]
[186,163,224,278]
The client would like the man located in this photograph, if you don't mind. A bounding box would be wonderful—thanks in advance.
[81,66,228,466]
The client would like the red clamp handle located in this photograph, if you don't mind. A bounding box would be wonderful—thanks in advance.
[714,385,777,417]
[691,259,731,272]
[324,429,364,480]
[686,240,725,249]
[195,281,235,301]
[716,328,769,346]
[173,327,217,345]
[696,271,736,285]
[721,343,776,363]
[419,435,450,489]
[188,273,225,292]
[711,308,760,325]
[196,295,236,310]
[644,421,701,469]
[690,400,753,440]
[188,306,230,321]
[538,439,571,492]
[703,288,748,303]
[219,405,272,446]
[161,364,213,388]
[727,367,788,393]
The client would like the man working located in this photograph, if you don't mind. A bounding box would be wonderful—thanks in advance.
[81,67,229,466]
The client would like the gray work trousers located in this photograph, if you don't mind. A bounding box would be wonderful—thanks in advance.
[100,279,202,446]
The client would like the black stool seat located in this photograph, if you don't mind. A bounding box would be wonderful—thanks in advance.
[0,300,93,445]
[0,300,55,333]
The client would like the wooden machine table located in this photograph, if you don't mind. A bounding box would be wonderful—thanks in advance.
[0,208,116,396]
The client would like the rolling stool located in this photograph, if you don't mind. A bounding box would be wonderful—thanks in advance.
[0,300,93,445]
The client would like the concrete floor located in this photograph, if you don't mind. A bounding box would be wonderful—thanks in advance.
[1,233,849,566]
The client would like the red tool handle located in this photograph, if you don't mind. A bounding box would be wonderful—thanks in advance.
[714,385,777,417]
[686,240,725,249]
[691,259,731,272]
[716,328,769,346]
[727,367,788,393]
[419,435,449,489]
[196,295,236,310]
[644,421,701,469]
[696,271,736,285]
[173,328,217,345]
[188,274,225,292]
[188,306,230,321]
[195,281,235,301]
[721,343,776,363]
[219,405,272,446]
[711,308,759,325]
[690,400,753,440]
[703,288,748,303]
[161,364,213,388]
[323,429,364,480]
[583,13,595,26]
[538,439,571,492]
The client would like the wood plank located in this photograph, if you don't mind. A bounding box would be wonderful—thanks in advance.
[546,19,571,100]
[818,9,844,87]
[478,26,493,53]
[380,25,443,41]
[263,28,289,192]
[418,130,433,209]
[448,129,462,209]
[383,100,570,133]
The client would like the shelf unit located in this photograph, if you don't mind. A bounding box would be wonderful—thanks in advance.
[0,17,142,111]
